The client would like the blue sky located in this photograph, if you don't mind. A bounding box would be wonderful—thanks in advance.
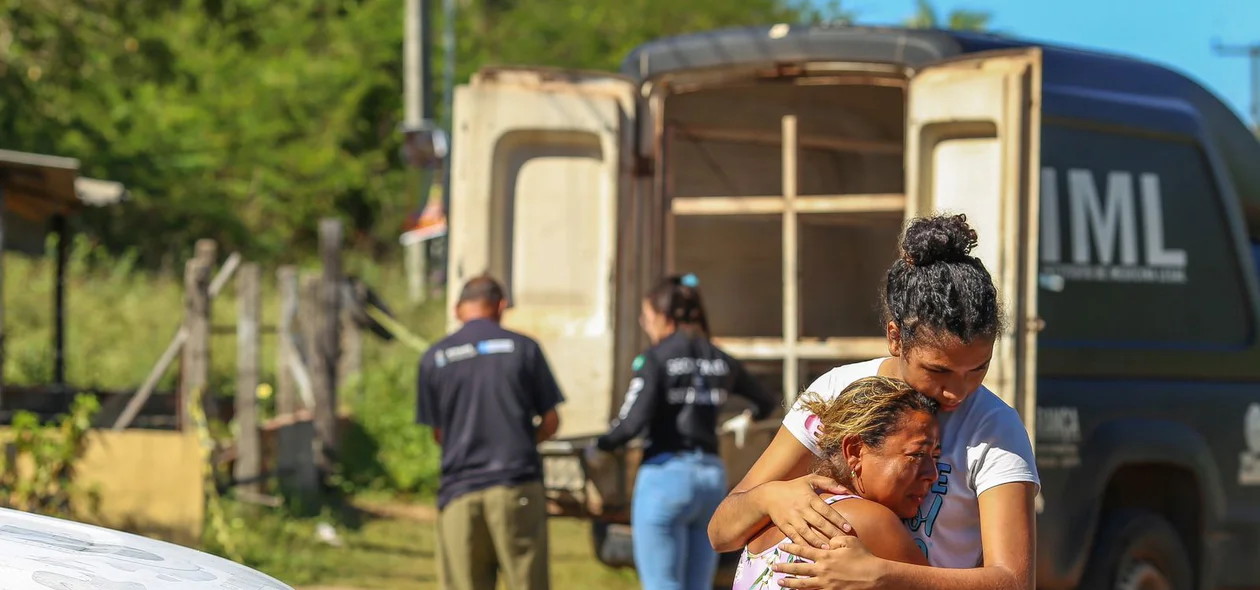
[836,0,1260,125]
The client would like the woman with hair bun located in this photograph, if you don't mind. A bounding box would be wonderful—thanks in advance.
[708,214,1039,590]
[588,273,778,590]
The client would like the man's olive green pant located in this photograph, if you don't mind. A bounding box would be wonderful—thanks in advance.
[436,481,549,590]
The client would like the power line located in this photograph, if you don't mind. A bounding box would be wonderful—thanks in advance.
[1212,38,1260,127]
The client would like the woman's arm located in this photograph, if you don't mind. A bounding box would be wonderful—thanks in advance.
[707,427,852,552]
[773,481,1037,590]
[595,354,661,451]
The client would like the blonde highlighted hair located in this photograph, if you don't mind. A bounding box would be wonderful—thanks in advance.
[798,376,939,484]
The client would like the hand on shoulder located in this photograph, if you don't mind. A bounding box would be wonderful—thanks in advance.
[771,499,924,590]
[753,474,856,550]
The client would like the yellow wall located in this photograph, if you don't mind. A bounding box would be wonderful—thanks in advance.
[0,428,204,547]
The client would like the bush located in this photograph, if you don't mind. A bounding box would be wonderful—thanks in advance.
[336,296,448,498]
[0,395,102,517]
[7,235,452,501]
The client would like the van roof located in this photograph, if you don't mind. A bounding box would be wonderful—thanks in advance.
[621,25,1260,240]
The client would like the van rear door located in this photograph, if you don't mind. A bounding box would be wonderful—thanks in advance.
[446,67,638,441]
[904,48,1043,439]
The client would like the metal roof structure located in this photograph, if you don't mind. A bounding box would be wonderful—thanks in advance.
[0,149,128,254]
[0,148,130,389]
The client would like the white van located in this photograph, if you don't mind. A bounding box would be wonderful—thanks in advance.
[0,507,291,589]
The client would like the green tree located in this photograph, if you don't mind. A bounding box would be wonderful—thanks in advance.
[1,0,413,264]
[0,0,853,267]
[447,0,851,79]
[904,0,992,31]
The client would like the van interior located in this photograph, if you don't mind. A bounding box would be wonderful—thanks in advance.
[658,66,909,400]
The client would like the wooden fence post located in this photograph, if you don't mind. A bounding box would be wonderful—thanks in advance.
[196,240,218,423]
[179,249,212,431]
[112,253,240,431]
[276,266,298,420]
[310,219,343,473]
[234,263,261,494]
[298,273,320,389]
[299,271,327,476]
[276,266,319,505]
[337,280,363,398]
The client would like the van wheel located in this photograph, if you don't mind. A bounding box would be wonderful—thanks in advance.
[591,521,635,568]
[1079,509,1193,590]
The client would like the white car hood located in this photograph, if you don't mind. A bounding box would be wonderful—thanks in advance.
[0,507,293,589]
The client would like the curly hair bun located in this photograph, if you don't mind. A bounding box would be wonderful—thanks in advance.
[900,213,979,267]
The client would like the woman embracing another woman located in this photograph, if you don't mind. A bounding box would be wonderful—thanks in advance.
[734,375,942,589]
[710,213,1040,590]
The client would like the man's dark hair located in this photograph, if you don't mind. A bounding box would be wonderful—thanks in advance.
[458,274,506,307]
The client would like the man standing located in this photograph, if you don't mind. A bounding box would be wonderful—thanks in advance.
[417,275,564,590]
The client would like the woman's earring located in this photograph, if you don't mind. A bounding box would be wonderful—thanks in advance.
[850,469,856,479]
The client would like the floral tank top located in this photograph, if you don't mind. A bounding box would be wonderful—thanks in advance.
[731,494,859,590]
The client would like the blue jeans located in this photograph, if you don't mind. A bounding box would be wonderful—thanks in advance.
[631,450,727,590]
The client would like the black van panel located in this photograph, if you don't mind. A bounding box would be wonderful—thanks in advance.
[1037,123,1253,351]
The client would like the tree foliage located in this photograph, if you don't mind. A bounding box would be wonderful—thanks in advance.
[1,0,957,267]
[904,0,993,32]
[2,0,414,265]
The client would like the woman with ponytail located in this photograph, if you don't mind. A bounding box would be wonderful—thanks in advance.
[589,273,778,590]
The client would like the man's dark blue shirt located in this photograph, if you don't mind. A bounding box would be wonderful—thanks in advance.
[417,319,564,510]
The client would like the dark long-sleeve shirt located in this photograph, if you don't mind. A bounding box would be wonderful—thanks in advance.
[595,331,777,460]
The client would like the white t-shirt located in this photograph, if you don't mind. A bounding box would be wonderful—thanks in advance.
[783,358,1039,568]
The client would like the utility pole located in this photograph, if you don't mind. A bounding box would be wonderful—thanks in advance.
[404,0,433,126]
[442,0,456,136]
[1212,38,1260,129]
[429,0,456,292]
[441,0,456,214]
[401,0,448,304]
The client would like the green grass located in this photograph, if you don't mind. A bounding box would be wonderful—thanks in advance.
[5,234,447,395]
[6,238,451,497]
[213,497,641,590]
[2,239,639,588]
[6,238,185,389]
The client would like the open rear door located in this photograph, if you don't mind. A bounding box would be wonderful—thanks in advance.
[904,48,1043,440]
[447,67,637,441]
